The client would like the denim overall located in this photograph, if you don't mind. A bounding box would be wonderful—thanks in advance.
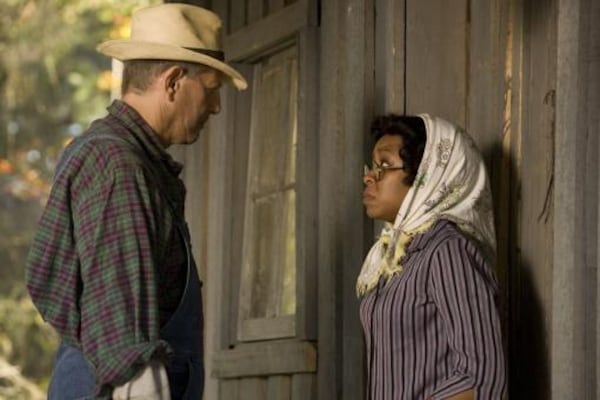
[47,133,204,399]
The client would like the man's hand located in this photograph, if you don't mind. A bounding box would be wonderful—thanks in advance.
[112,360,171,400]
[428,389,475,400]
[445,389,475,400]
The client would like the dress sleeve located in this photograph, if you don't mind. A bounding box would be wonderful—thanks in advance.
[72,149,171,398]
[429,237,506,399]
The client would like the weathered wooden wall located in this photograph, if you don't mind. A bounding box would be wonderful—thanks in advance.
[171,0,600,399]
[552,0,600,398]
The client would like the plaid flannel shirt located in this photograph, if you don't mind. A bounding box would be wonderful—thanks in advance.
[26,100,188,398]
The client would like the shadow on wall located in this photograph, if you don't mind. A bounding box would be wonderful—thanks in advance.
[509,261,550,399]
[482,143,551,399]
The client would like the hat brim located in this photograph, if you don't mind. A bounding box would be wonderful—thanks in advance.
[97,40,248,90]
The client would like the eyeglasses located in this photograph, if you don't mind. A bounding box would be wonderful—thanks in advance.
[363,161,406,181]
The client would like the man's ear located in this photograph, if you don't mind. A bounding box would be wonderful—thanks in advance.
[163,66,186,99]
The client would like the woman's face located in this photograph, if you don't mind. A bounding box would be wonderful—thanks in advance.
[362,134,412,223]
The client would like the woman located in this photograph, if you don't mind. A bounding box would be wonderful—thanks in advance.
[359,114,506,399]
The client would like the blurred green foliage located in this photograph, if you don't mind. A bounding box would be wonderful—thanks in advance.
[0,0,156,171]
[0,0,158,396]
[0,297,57,384]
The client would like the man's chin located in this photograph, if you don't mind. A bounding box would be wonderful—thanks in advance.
[182,129,202,145]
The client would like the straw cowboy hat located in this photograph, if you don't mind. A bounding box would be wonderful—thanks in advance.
[97,3,247,90]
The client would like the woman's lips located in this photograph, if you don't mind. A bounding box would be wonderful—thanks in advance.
[363,190,375,204]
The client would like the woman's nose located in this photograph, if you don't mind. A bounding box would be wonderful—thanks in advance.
[363,173,375,185]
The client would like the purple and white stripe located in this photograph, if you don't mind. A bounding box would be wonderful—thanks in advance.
[360,219,506,399]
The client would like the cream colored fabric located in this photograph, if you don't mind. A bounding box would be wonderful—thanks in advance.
[112,361,171,400]
[357,114,496,296]
[97,3,247,90]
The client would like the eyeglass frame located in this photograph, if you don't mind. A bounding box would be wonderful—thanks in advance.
[363,160,406,181]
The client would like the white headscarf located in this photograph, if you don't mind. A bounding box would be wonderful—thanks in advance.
[357,114,496,297]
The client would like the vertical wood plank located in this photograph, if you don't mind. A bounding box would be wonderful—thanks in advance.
[230,0,248,32]
[239,377,267,400]
[553,0,600,399]
[220,379,240,400]
[374,0,405,114]
[268,0,286,13]
[296,27,319,340]
[341,1,372,400]
[467,0,507,146]
[305,0,319,26]
[267,375,291,400]
[229,64,255,347]
[291,373,316,400]
[318,0,369,399]
[213,0,229,34]
[247,0,265,23]
[187,127,211,280]
[509,0,556,398]
[204,77,236,400]
[405,0,468,125]
[317,0,344,398]
[501,4,522,398]
[591,4,600,400]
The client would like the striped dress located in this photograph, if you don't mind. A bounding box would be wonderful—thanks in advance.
[360,220,506,399]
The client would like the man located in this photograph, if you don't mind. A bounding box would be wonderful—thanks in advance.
[25,3,247,399]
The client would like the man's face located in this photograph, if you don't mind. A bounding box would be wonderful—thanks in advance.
[170,68,222,145]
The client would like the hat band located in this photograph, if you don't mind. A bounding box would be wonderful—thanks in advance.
[183,47,225,61]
